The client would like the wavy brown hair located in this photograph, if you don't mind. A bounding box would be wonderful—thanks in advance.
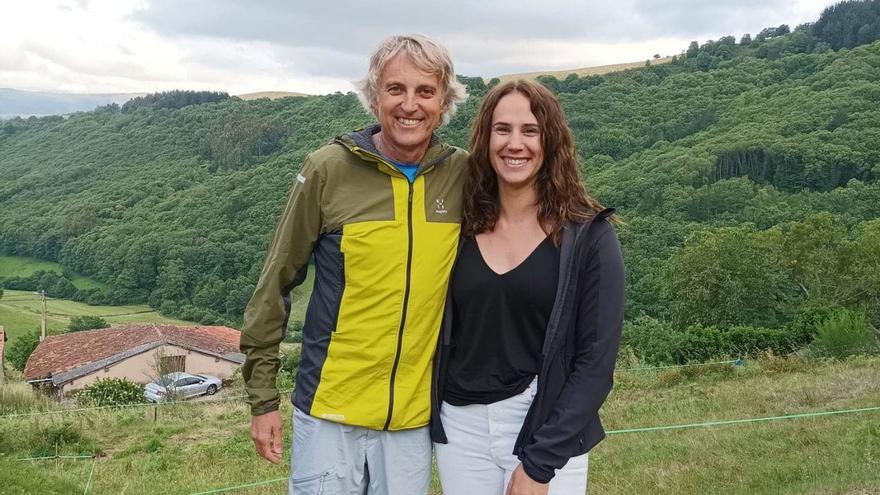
[463,79,606,243]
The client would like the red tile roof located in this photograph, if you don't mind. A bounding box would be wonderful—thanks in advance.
[23,324,241,382]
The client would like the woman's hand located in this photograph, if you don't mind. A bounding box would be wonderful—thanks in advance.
[506,464,549,495]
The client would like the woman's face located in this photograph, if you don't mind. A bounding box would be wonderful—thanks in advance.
[488,92,544,190]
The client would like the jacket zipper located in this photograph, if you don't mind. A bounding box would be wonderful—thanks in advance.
[384,180,414,430]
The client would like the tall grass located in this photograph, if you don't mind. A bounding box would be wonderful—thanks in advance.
[0,356,877,493]
[0,382,54,415]
[812,309,879,358]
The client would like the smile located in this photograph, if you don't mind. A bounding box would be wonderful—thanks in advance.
[397,117,422,126]
[504,158,529,166]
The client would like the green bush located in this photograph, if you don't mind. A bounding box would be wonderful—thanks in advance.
[67,315,109,333]
[76,377,146,407]
[280,346,301,375]
[812,309,878,358]
[623,316,808,365]
[284,320,304,343]
[277,346,302,390]
[5,329,41,371]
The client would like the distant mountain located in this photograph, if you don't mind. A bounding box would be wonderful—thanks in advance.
[0,88,145,119]
[0,88,319,118]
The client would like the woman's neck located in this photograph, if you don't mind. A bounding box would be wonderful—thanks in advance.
[496,182,540,230]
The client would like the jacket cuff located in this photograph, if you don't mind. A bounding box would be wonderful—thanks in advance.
[246,387,281,416]
[521,456,555,484]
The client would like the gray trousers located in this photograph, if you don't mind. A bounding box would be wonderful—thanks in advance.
[289,407,432,495]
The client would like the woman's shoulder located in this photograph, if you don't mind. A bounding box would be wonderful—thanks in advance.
[567,209,619,254]
[568,208,616,234]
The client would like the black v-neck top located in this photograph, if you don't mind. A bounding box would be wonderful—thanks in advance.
[444,236,560,405]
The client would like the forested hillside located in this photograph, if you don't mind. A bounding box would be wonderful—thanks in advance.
[2,1,879,362]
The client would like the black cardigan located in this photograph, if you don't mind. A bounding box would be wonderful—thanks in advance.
[430,209,625,483]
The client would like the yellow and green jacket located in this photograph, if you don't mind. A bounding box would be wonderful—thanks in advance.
[240,124,467,430]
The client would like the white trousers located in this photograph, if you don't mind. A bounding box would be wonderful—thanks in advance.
[434,379,589,495]
[289,407,431,495]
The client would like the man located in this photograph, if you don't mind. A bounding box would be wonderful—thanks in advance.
[239,34,468,494]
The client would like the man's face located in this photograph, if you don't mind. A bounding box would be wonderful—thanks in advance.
[373,53,444,162]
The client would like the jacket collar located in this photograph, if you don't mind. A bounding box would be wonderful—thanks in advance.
[334,124,452,170]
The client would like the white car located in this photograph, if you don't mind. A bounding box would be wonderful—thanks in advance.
[144,372,222,402]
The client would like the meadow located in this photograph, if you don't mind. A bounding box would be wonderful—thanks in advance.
[0,288,193,342]
[0,354,877,494]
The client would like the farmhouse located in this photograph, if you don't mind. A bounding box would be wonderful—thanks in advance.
[23,324,244,398]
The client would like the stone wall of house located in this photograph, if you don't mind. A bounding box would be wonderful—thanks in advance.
[62,344,239,395]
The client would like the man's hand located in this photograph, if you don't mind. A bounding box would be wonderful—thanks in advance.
[251,410,283,464]
[506,463,549,495]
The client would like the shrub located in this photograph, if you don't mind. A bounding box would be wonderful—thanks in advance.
[812,309,878,358]
[67,315,109,333]
[621,316,678,364]
[277,346,302,390]
[280,347,301,375]
[624,316,810,365]
[283,320,304,343]
[76,377,146,407]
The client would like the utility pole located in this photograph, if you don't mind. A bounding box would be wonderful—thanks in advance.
[39,290,47,341]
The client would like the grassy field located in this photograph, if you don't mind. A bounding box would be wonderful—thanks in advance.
[0,256,61,278]
[0,255,108,291]
[490,56,675,84]
[236,91,311,100]
[0,289,194,342]
[0,354,877,494]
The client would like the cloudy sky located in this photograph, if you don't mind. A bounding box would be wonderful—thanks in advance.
[1,0,837,96]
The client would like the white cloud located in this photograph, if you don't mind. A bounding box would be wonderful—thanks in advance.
[0,0,841,95]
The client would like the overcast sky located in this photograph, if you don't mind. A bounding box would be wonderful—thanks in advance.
[1,0,837,96]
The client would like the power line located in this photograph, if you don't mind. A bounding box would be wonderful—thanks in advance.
[190,477,289,495]
[606,405,880,434]
[0,388,296,420]
[184,404,880,495]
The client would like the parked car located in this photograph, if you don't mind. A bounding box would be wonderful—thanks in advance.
[144,372,222,402]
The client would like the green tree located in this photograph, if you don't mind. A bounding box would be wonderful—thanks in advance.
[780,213,846,303]
[6,329,41,371]
[663,227,791,328]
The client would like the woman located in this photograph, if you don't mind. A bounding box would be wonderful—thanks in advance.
[430,80,625,495]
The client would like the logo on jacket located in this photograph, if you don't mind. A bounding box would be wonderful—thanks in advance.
[434,198,448,214]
